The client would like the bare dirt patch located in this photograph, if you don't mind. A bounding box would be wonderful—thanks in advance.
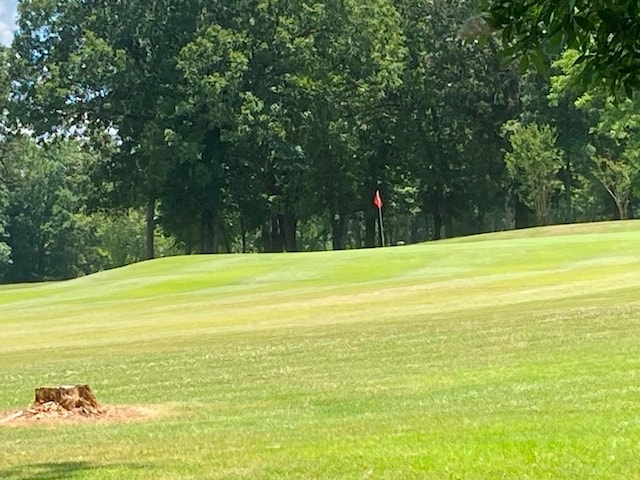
[0,404,163,426]
[0,384,164,427]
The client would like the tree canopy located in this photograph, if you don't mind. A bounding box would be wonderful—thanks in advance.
[474,0,640,95]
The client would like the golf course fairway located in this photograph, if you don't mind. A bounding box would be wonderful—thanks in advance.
[1,220,639,479]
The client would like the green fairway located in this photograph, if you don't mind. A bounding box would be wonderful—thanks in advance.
[2,221,640,479]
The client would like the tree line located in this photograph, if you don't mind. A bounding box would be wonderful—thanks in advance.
[0,0,638,283]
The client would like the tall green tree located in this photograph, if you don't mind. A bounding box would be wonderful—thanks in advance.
[168,2,304,253]
[300,0,406,249]
[503,121,564,225]
[578,98,640,220]
[396,0,517,238]
[551,50,640,220]
[11,0,200,259]
[0,46,13,279]
[168,0,407,252]
[517,71,597,223]
[3,136,109,282]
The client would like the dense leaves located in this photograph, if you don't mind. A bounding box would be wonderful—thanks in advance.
[551,50,640,220]
[0,135,181,282]
[0,46,13,277]
[503,122,563,225]
[480,0,640,96]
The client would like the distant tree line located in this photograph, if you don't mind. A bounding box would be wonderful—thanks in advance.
[0,0,638,283]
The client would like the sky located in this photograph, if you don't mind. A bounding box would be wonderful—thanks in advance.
[0,0,18,46]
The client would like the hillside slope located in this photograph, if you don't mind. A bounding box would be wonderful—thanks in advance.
[2,221,640,479]
[2,220,639,350]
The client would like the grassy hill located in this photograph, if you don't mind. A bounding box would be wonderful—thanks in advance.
[1,221,640,479]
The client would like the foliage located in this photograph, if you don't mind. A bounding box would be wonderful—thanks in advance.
[395,0,517,239]
[0,194,10,281]
[503,121,564,225]
[591,154,636,220]
[0,136,179,282]
[94,208,181,267]
[0,47,12,279]
[2,136,105,281]
[10,0,199,259]
[479,0,640,95]
[551,50,640,220]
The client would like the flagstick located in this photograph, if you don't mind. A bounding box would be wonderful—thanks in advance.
[378,205,385,247]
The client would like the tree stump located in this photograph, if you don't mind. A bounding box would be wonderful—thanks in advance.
[34,385,101,414]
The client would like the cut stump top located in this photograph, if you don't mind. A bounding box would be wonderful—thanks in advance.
[34,385,100,413]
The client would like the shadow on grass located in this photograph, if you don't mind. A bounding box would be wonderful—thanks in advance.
[0,461,151,480]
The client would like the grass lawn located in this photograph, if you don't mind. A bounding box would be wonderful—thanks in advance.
[1,220,640,479]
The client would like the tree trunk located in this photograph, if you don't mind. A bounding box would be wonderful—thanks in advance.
[261,221,272,252]
[351,217,363,248]
[364,213,376,248]
[34,385,100,412]
[331,214,348,250]
[145,197,155,260]
[433,213,443,240]
[185,226,195,255]
[200,209,217,253]
[282,211,298,252]
[429,187,443,240]
[514,199,530,229]
[443,196,453,239]
[270,215,285,252]
[36,240,45,280]
[240,217,247,253]
[562,160,574,222]
[616,198,627,220]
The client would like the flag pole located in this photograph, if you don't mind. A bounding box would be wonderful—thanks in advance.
[374,190,385,247]
[378,204,385,247]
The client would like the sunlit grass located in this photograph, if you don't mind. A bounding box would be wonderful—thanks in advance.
[1,220,640,478]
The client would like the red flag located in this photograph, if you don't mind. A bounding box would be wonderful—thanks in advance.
[373,190,383,209]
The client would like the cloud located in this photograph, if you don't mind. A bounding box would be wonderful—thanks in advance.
[0,0,18,46]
